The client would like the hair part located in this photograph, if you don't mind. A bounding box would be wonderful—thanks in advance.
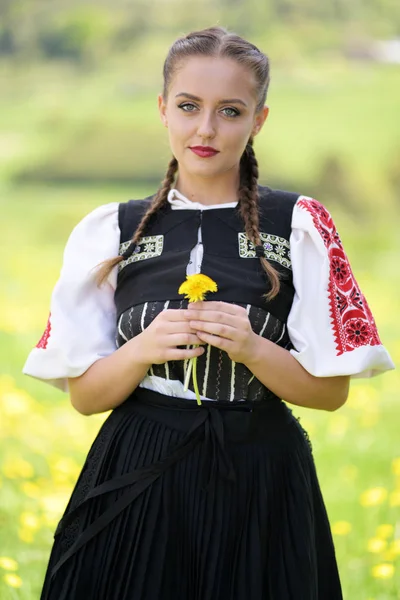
[97,26,280,300]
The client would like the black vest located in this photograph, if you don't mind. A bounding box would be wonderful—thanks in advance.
[115,186,298,324]
[113,186,298,403]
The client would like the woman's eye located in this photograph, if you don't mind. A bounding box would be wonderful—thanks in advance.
[221,107,240,118]
[178,103,197,112]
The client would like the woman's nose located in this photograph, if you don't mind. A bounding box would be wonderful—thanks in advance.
[196,112,216,139]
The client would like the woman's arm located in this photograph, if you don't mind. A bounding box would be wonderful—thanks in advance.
[186,301,350,412]
[69,309,205,416]
[68,336,151,416]
[243,334,350,411]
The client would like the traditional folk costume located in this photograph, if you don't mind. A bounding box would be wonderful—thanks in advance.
[24,186,394,600]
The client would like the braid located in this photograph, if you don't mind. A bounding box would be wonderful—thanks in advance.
[96,156,178,286]
[130,156,178,246]
[238,141,280,301]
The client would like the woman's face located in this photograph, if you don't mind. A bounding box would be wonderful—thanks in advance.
[158,56,269,182]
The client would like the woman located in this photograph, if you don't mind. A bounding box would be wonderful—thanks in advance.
[24,26,394,600]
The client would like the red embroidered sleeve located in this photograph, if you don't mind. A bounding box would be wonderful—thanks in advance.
[36,313,52,349]
[297,198,381,355]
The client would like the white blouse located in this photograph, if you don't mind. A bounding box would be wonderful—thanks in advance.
[23,189,394,395]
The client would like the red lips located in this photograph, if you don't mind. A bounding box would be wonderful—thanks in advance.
[189,146,219,158]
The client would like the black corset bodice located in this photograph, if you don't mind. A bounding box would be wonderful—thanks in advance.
[114,186,299,403]
[116,300,292,403]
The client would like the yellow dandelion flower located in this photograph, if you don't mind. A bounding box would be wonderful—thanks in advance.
[40,492,70,519]
[20,512,40,530]
[360,487,388,507]
[1,388,33,415]
[371,563,395,579]
[20,481,41,499]
[18,528,34,544]
[0,557,18,571]
[367,538,387,553]
[382,549,397,562]
[389,490,400,507]
[376,524,394,539]
[3,457,34,479]
[4,573,22,588]
[178,274,218,303]
[331,521,352,536]
[392,458,400,476]
[389,540,400,555]
[178,274,218,405]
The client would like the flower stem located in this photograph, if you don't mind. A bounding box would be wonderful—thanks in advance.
[183,356,193,392]
[192,355,202,406]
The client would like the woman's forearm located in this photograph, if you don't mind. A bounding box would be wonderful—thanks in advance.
[68,335,151,416]
[244,334,350,411]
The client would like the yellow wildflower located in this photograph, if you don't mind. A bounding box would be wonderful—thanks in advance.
[360,487,388,507]
[4,573,22,588]
[331,521,352,536]
[178,274,218,303]
[376,524,394,539]
[18,528,34,544]
[2,457,34,479]
[20,512,40,531]
[392,457,400,476]
[389,490,400,507]
[371,563,395,579]
[367,538,387,553]
[389,540,400,555]
[178,274,218,405]
[0,557,18,571]
[20,481,41,499]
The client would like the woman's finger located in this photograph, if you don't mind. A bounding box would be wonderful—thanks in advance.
[165,345,205,361]
[195,331,233,352]
[167,333,207,347]
[184,309,240,328]
[188,320,237,340]
[187,301,243,315]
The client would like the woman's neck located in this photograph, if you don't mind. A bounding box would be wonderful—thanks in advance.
[174,171,240,206]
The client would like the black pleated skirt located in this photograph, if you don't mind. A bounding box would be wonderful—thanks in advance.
[40,388,343,600]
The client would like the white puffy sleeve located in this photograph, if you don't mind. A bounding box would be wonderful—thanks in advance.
[23,203,120,392]
[287,196,394,378]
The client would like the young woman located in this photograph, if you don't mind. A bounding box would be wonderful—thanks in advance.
[24,26,394,600]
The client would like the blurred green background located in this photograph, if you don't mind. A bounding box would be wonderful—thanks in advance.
[0,1,399,598]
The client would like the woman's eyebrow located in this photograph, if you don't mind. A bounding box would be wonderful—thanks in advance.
[175,92,247,107]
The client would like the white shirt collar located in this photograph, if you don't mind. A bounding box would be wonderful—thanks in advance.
[167,188,238,210]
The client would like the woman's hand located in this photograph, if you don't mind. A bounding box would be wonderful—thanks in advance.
[137,308,206,365]
[184,301,257,363]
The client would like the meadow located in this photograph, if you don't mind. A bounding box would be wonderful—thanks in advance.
[0,60,399,599]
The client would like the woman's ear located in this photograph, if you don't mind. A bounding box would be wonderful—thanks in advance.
[158,94,168,127]
[252,105,269,137]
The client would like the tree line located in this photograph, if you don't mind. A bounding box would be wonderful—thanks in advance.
[0,0,398,65]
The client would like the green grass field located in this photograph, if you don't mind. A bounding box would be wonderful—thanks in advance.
[0,182,399,599]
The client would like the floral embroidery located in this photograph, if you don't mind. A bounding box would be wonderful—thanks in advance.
[238,232,291,269]
[36,313,51,349]
[297,197,381,355]
[118,235,164,272]
[345,318,371,347]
